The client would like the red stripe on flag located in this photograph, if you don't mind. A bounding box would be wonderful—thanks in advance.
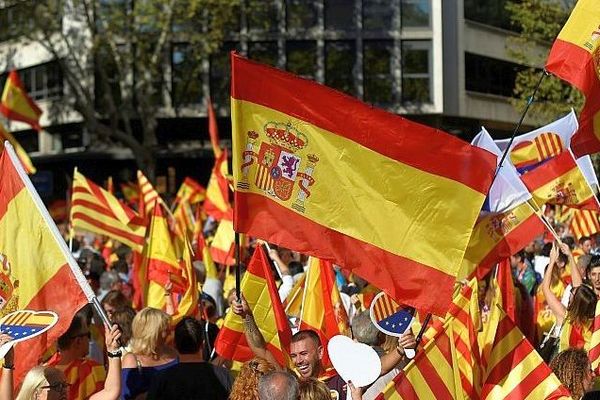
[0,168,25,220]
[520,151,576,190]
[71,212,145,246]
[231,54,495,194]
[503,361,552,400]
[235,191,456,315]
[416,335,454,398]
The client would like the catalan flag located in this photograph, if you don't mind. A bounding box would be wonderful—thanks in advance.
[0,71,42,131]
[546,0,600,157]
[46,356,106,400]
[208,97,223,158]
[231,54,496,315]
[0,123,35,174]
[214,246,292,367]
[588,300,600,373]
[480,306,571,400]
[520,151,599,211]
[370,293,414,337]
[569,208,600,239]
[71,170,146,252]
[138,170,167,217]
[0,142,90,385]
[299,258,349,363]
[458,202,545,280]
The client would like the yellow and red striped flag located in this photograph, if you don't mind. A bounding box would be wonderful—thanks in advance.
[510,132,566,172]
[143,203,187,311]
[0,123,35,174]
[299,258,349,364]
[174,177,205,207]
[46,357,106,400]
[138,170,167,217]
[71,170,146,252]
[171,237,199,325]
[480,306,571,400]
[458,202,545,280]
[569,208,600,240]
[521,151,599,211]
[208,97,223,158]
[204,149,231,221]
[588,300,600,373]
[214,246,292,367]
[173,201,196,242]
[231,54,496,316]
[0,71,42,131]
[0,142,91,385]
[209,216,235,266]
[545,0,600,157]
[120,181,139,206]
[283,273,306,318]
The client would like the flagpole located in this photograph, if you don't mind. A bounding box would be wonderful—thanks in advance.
[410,312,433,358]
[492,70,547,185]
[526,199,562,242]
[235,231,241,300]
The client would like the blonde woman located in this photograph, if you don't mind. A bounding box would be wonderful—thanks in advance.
[121,307,178,399]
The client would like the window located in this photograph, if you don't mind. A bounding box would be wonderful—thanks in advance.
[171,44,203,106]
[325,0,354,30]
[286,0,317,30]
[463,0,514,31]
[286,41,317,80]
[248,41,278,67]
[7,61,64,101]
[210,42,240,109]
[401,0,431,28]
[363,40,394,105]
[247,0,278,33]
[363,0,394,31]
[465,52,525,97]
[325,41,356,96]
[401,41,431,103]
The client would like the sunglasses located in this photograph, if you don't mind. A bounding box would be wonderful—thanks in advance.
[40,382,69,393]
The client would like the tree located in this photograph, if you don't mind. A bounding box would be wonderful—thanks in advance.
[11,0,239,180]
[505,0,582,124]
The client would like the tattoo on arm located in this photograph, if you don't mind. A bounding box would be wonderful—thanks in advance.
[244,314,267,349]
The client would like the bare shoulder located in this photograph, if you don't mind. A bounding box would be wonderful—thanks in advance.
[122,352,138,368]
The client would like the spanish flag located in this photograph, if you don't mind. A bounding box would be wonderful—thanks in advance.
[214,246,292,367]
[204,148,231,221]
[520,150,599,211]
[0,71,42,131]
[480,306,571,400]
[231,54,496,315]
[299,258,349,364]
[0,122,35,174]
[208,97,223,158]
[0,142,90,385]
[209,217,235,266]
[174,177,205,206]
[71,170,146,252]
[546,0,600,157]
[458,202,545,280]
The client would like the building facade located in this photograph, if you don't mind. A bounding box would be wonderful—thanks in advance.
[0,0,540,201]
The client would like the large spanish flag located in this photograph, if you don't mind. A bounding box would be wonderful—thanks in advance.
[214,245,291,367]
[520,151,599,211]
[0,71,42,131]
[0,122,35,174]
[71,170,146,252]
[0,142,91,385]
[458,202,545,280]
[231,54,496,315]
[546,0,600,157]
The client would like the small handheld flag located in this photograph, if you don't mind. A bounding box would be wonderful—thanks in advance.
[370,292,416,359]
[0,310,58,358]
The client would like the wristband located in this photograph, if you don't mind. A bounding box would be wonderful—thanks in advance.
[3,364,14,370]
[107,349,122,358]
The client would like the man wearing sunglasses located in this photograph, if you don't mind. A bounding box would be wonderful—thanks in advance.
[46,309,107,400]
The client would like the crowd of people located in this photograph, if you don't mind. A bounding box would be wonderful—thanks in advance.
[2,207,600,400]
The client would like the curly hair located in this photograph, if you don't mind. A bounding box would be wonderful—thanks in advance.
[229,357,276,400]
[298,377,331,400]
[549,348,590,399]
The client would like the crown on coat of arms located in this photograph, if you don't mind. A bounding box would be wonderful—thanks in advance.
[264,122,308,152]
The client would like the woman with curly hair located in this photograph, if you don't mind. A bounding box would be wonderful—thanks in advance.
[550,348,594,399]
[229,357,275,400]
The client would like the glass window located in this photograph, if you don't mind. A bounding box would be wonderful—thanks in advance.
[363,0,393,31]
[363,40,394,105]
[286,0,317,30]
[464,52,525,97]
[325,41,356,96]
[247,0,279,33]
[15,61,63,101]
[286,41,317,80]
[210,42,240,109]
[401,0,431,28]
[171,44,203,106]
[401,41,431,103]
[248,41,278,67]
[463,0,514,31]
[325,0,354,30]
